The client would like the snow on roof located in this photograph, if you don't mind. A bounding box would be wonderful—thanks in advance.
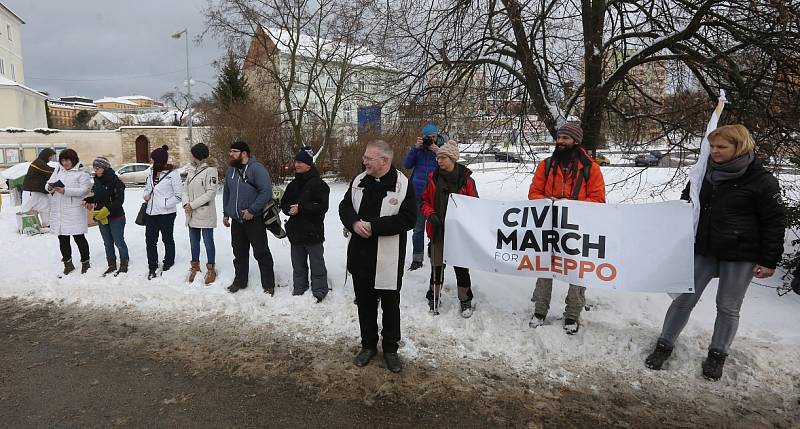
[120,95,154,101]
[94,97,139,106]
[0,2,25,24]
[91,110,182,126]
[263,27,395,70]
[0,75,47,99]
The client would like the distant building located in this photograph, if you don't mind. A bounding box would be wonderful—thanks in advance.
[47,97,97,129]
[94,95,160,113]
[0,2,46,129]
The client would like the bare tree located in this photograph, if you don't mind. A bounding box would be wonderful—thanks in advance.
[162,90,192,125]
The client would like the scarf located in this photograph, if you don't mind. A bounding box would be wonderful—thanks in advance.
[92,169,116,203]
[705,151,754,186]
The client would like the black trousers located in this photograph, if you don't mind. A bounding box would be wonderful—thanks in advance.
[231,219,275,290]
[352,271,401,353]
[427,265,473,302]
[58,234,89,263]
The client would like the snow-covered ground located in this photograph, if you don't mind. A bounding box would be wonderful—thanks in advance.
[1,164,799,411]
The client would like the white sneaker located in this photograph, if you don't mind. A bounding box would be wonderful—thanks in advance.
[529,313,546,328]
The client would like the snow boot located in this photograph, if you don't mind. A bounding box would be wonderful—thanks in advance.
[147,268,158,280]
[62,259,75,276]
[702,350,727,381]
[204,263,216,285]
[645,341,673,370]
[460,300,473,319]
[529,313,546,328]
[80,259,90,274]
[408,260,423,271]
[563,318,580,335]
[187,261,201,283]
[162,261,174,272]
[114,260,128,276]
[354,348,377,367]
[103,259,117,277]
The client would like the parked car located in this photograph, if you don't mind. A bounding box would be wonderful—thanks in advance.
[116,163,151,185]
[482,146,501,155]
[494,151,522,163]
[593,153,611,166]
[634,150,664,167]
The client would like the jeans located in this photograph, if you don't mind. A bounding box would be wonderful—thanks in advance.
[290,242,328,298]
[145,212,176,270]
[189,227,215,264]
[230,219,275,290]
[98,219,129,262]
[533,278,586,320]
[58,234,89,263]
[658,253,754,354]
[411,196,425,262]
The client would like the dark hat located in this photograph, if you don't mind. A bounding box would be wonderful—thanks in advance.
[38,148,56,161]
[230,140,250,153]
[294,146,314,166]
[93,156,112,170]
[557,123,583,145]
[150,145,169,165]
[190,143,209,161]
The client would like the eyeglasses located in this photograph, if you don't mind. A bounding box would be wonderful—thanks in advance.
[229,149,242,154]
[362,155,387,163]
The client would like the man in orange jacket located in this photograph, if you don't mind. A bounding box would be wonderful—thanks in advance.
[528,123,606,334]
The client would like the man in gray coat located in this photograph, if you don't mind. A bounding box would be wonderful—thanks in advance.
[222,141,276,295]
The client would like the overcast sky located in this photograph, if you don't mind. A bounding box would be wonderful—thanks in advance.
[4,0,225,100]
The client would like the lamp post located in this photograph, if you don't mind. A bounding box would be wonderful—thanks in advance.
[171,28,192,148]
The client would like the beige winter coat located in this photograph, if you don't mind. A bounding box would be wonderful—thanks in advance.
[181,163,218,229]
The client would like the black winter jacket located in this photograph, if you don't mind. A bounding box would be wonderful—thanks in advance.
[339,168,417,282]
[22,158,55,193]
[682,161,785,268]
[280,167,330,244]
[86,172,126,220]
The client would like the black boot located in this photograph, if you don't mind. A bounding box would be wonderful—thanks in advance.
[383,352,402,373]
[80,259,90,274]
[408,261,423,271]
[115,260,128,276]
[645,341,674,370]
[460,300,473,318]
[162,261,174,272]
[147,268,158,280]
[702,350,727,381]
[103,259,117,276]
[354,348,377,367]
[63,259,75,276]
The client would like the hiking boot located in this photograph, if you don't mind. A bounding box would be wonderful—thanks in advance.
[702,350,727,381]
[353,348,377,367]
[408,260,423,271]
[103,259,117,276]
[115,260,128,276]
[204,264,216,284]
[460,300,473,319]
[63,259,75,276]
[383,352,402,373]
[80,260,90,274]
[263,287,275,296]
[187,261,201,283]
[529,313,546,328]
[645,341,674,370]
[563,318,580,335]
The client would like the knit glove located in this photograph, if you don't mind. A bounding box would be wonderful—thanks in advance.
[92,207,110,225]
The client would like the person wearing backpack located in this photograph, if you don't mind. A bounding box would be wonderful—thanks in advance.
[281,146,330,302]
[182,143,218,285]
[222,141,276,295]
[527,123,606,334]
[143,145,183,280]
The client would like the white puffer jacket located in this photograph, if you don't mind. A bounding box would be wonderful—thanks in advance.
[47,164,92,236]
[144,168,182,216]
[181,163,218,228]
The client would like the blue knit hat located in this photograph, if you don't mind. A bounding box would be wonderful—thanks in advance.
[421,122,438,136]
[295,146,314,166]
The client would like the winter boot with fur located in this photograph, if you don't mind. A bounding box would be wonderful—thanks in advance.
[187,261,201,283]
[204,263,216,285]
[63,259,75,276]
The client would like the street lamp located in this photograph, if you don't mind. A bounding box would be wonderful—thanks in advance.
[171,28,192,148]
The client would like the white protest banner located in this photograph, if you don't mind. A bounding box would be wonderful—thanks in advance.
[443,194,694,293]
